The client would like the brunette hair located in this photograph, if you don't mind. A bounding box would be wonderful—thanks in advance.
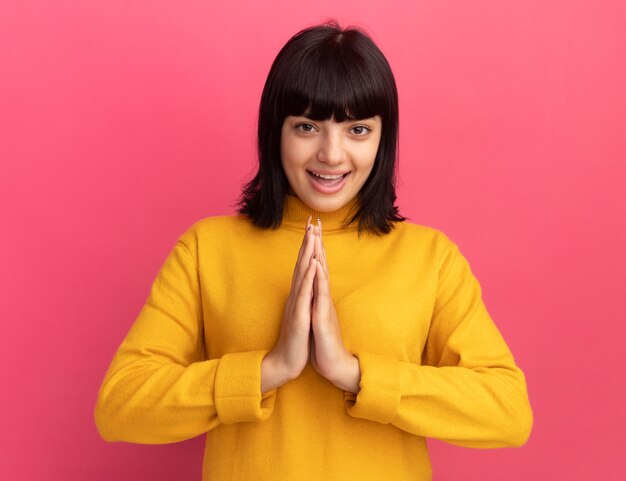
[237,21,406,234]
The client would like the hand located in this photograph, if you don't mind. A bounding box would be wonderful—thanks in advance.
[309,221,361,393]
[262,216,317,392]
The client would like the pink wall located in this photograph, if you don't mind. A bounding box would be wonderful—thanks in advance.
[2,1,624,479]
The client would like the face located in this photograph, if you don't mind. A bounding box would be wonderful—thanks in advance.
[280,115,382,212]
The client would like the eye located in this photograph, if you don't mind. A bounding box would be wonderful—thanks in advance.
[350,125,371,136]
[295,123,317,133]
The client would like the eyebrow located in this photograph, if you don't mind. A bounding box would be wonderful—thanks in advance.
[291,115,379,123]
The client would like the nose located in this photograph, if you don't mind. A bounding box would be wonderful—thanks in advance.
[316,129,346,165]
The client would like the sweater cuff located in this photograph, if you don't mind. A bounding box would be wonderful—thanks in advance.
[214,350,276,424]
[344,351,401,424]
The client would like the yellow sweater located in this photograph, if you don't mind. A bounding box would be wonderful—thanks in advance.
[95,194,533,480]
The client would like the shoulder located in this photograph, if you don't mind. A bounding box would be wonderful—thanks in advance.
[391,220,459,264]
[390,221,482,294]
[174,213,259,254]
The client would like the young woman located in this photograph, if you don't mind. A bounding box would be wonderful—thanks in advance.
[95,22,533,481]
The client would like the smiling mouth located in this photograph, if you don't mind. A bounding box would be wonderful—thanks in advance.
[306,170,350,182]
[306,170,351,194]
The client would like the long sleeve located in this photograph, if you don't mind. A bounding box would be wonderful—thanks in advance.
[344,241,533,448]
[94,239,277,444]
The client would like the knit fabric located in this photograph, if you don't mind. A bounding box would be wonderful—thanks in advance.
[95,194,533,480]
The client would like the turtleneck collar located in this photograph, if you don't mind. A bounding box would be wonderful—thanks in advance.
[281,194,360,232]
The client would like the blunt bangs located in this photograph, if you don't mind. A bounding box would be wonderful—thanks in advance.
[237,22,406,235]
[278,33,393,123]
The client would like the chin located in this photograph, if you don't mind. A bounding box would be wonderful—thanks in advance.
[301,193,350,212]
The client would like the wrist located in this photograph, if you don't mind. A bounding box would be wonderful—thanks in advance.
[330,353,361,394]
[261,351,291,393]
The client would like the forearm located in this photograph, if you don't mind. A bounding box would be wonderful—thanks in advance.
[95,360,221,443]
[344,351,533,448]
[392,363,533,448]
[96,350,276,443]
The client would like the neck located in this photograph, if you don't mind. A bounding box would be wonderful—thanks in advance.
[281,194,360,232]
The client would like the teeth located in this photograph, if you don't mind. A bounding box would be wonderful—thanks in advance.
[310,171,345,180]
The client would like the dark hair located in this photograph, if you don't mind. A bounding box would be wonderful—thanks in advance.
[237,21,406,234]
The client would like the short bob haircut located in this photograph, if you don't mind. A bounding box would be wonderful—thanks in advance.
[237,21,406,235]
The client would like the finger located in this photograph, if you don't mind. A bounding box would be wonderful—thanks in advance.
[314,230,330,279]
[312,251,319,301]
[317,218,329,273]
[295,254,318,319]
[292,223,316,291]
[316,256,330,298]
[294,227,315,291]
[290,231,308,292]
[312,257,331,317]
[294,215,312,268]
[313,230,323,268]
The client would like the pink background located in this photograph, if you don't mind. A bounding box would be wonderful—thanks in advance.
[1,1,625,479]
